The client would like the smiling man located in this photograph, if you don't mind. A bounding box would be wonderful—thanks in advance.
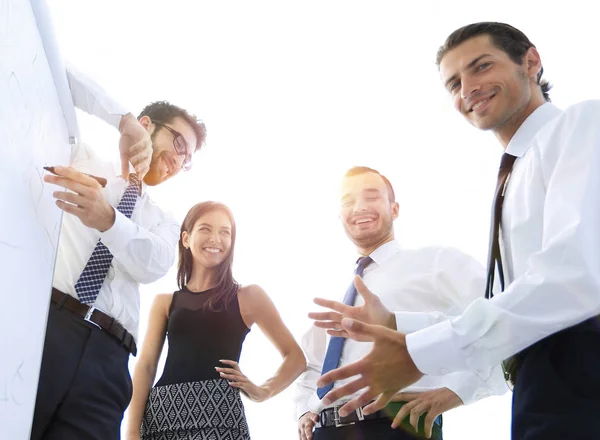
[294,166,505,440]
[315,22,600,440]
[32,100,206,440]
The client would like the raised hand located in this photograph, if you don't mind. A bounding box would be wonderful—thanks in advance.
[119,113,152,181]
[316,318,423,417]
[309,276,396,337]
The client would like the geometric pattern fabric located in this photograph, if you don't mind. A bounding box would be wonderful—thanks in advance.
[141,379,250,440]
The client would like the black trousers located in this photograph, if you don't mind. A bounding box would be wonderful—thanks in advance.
[512,317,600,439]
[30,303,133,440]
[313,417,443,440]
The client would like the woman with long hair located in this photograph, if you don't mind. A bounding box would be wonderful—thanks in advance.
[126,201,306,439]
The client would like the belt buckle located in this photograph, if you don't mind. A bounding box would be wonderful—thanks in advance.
[334,406,363,428]
[84,306,102,329]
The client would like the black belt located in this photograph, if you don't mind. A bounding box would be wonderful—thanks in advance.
[51,288,137,356]
[318,405,386,428]
[318,403,443,429]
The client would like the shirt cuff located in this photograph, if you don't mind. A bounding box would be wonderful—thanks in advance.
[405,319,469,376]
[395,311,437,333]
[100,208,136,251]
[441,372,490,405]
[306,393,325,416]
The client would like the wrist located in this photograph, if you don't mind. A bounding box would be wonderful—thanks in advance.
[259,385,272,401]
[119,112,135,133]
[97,205,116,232]
[387,311,397,330]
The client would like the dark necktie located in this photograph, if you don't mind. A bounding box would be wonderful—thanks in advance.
[485,153,517,299]
[75,174,140,304]
[317,255,373,399]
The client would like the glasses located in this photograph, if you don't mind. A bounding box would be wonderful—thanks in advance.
[152,120,193,171]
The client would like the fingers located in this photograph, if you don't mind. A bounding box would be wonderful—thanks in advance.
[313,297,352,315]
[129,149,152,172]
[391,392,420,403]
[219,359,241,370]
[121,153,130,180]
[326,329,349,338]
[308,311,343,322]
[340,318,377,342]
[391,399,415,429]
[317,359,365,393]
[313,321,342,331]
[298,413,317,440]
[362,391,392,415]
[409,402,429,432]
[423,411,439,439]
[44,169,98,195]
[47,166,100,188]
[55,200,84,217]
[216,361,245,383]
[320,375,369,406]
[217,370,246,382]
[354,276,375,301]
[136,165,149,182]
[52,191,86,208]
[310,310,344,331]
[337,388,379,416]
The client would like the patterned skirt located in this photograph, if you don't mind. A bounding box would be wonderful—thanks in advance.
[141,379,250,440]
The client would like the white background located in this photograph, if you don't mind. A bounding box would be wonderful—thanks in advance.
[47,1,600,438]
[1,1,72,438]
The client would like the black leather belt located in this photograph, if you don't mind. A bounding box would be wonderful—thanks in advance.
[318,403,443,429]
[318,405,386,428]
[51,288,137,356]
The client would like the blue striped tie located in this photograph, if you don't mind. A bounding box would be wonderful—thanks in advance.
[317,255,373,399]
[75,174,140,304]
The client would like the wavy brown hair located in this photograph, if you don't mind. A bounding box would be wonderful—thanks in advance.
[176,201,240,311]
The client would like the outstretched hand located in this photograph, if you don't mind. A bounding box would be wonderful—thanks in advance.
[309,276,396,337]
[316,318,423,417]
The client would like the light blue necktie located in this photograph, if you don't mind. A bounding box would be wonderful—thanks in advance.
[317,255,373,399]
[74,174,140,304]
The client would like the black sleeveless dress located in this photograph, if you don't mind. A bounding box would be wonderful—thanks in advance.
[141,286,251,440]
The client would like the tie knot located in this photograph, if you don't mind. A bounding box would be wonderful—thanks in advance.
[128,173,140,187]
[355,256,373,276]
[499,153,517,172]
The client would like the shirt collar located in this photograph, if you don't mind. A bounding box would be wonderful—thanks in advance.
[363,239,401,268]
[505,102,563,157]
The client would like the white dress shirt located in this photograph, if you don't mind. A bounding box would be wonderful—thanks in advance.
[406,101,600,377]
[293,239,507,419]
[52,67,179,340]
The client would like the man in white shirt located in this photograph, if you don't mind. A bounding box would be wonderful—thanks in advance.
[31,68,207,440]
[316,22,600,440]
[295,166,506,440]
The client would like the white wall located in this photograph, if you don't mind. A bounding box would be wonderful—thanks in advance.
[0,1,71,438]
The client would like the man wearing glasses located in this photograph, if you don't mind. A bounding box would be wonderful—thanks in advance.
[32,100,206,440]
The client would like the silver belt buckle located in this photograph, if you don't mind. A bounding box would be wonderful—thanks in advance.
[334,406,364,428]
[84,306,102,329]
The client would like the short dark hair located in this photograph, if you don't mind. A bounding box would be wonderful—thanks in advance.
[344,166,396,202]
[436,22,552,102]
[138,101,207,151]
